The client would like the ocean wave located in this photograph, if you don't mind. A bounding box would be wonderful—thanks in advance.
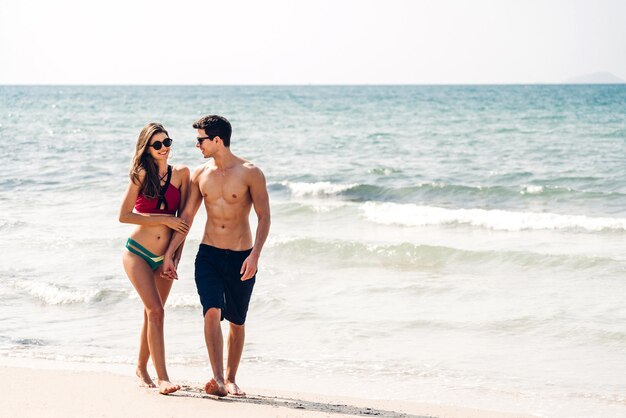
[14,338,46,347]
[0,349,207,368]
[164,294,201,310]
[361,202,626,232]
[266,237,620,272]
[7,279,130,305]
[369,167,402,176]
[366,132,394,140]
[520,184,546,194]
[0,219,28,231]
[277,181,358,197]
[271,181,513,201]
[268,237,446,269]
[484,315,563,334]
[271,180,623,203]
[402,315,626,348]
[273,200,350,216]
[0,350,136,365]
[128,291,218,311]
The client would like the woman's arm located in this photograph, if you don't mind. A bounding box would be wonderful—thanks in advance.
[118,170,188,233]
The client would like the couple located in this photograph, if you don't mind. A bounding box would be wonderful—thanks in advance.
[119,115,271,396]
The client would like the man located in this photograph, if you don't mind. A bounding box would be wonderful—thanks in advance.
[162,115,270,397]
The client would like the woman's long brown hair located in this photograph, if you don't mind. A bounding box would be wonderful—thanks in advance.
[129,122,169,199]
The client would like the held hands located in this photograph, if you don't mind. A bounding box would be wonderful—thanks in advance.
[164,217,189,234]
[161,254,178,280]
[240,252,259,281]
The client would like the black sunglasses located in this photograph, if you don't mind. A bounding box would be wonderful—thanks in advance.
[197,136,215,144]
[149,138,173,150]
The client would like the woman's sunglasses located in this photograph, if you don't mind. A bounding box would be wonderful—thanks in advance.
[148,138,173,150]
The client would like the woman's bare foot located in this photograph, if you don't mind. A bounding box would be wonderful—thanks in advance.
[225,381,246,396]
[158,379,180,395]
[204,378,228,397]
[136,367,156,388]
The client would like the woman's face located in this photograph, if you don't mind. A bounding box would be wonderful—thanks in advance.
[146,132,172,162]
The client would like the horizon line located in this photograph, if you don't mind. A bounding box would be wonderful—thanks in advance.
[1,82,625,87]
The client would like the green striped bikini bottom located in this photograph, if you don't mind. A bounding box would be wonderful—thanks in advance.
[125,238,164,271]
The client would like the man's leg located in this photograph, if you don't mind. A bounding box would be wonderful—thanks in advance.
[222,248,256,396]
[225,322,246,396]
[203,308,228,397]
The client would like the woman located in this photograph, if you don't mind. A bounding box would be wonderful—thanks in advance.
[119,122,190,394]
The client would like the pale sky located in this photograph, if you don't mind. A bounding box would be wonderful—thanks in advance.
[1,0,625,84]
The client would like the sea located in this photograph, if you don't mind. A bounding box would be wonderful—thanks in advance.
[0,85,625,417]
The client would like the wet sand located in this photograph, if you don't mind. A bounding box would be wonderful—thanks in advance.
[1,366,536,418]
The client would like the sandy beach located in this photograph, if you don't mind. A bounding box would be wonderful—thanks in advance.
[1,365,535,418]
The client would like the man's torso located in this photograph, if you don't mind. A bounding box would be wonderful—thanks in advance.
[198,159,254,250]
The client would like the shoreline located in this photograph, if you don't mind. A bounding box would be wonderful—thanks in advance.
[1,363,535,418]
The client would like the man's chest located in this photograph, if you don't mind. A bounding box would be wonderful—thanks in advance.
[200,174,249,204]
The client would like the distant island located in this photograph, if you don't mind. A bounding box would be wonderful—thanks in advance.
[565,72,625,84]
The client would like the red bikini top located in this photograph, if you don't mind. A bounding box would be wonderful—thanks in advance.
[134,165,180,215]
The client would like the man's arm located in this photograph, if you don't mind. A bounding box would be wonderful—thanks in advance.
[240,166,271,281]
[162,167,204,279]
[170,166,191,269]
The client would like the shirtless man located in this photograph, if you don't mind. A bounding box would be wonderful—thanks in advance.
[162,115,270,397]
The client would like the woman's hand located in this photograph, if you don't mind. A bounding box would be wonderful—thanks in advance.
[163,217,190,234]
[161,254,178,280]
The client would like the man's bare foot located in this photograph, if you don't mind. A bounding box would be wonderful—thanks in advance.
[136,367,156,388]
[158,379,180,395]
[204,378,228,397]
[225,381,246,396]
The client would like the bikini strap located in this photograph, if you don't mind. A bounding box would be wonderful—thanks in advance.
[156,165,172,211]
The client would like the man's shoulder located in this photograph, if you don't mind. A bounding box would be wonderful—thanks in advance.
[239,160,266,185]
[199,160,217,171]
[191,161,214,181]
[239,158,263,174]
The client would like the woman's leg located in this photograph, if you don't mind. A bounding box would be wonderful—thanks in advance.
[136,265,176,387]
[154,265,175,306]
[136,309,155,387]
[123,251,179,394]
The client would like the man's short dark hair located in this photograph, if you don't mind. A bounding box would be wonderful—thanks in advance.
[193,115,232,147]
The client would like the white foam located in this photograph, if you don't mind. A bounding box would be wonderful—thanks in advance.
[521,185,544,194]
[361,202,626,232]
[165,294,201,309]
[280,181,357,197]
[8,280,124,305]
[0,219,26,230]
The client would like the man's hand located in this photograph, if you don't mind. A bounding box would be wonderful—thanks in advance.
[240,252,259,281]
[161,254,178,280]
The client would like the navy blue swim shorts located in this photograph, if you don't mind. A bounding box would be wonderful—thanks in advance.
[194,244,256,325]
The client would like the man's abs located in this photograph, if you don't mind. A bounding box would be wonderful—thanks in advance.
[201,217,253,251]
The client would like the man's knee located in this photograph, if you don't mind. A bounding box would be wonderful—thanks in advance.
[229,322,245,331]
[204,307,221,322]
